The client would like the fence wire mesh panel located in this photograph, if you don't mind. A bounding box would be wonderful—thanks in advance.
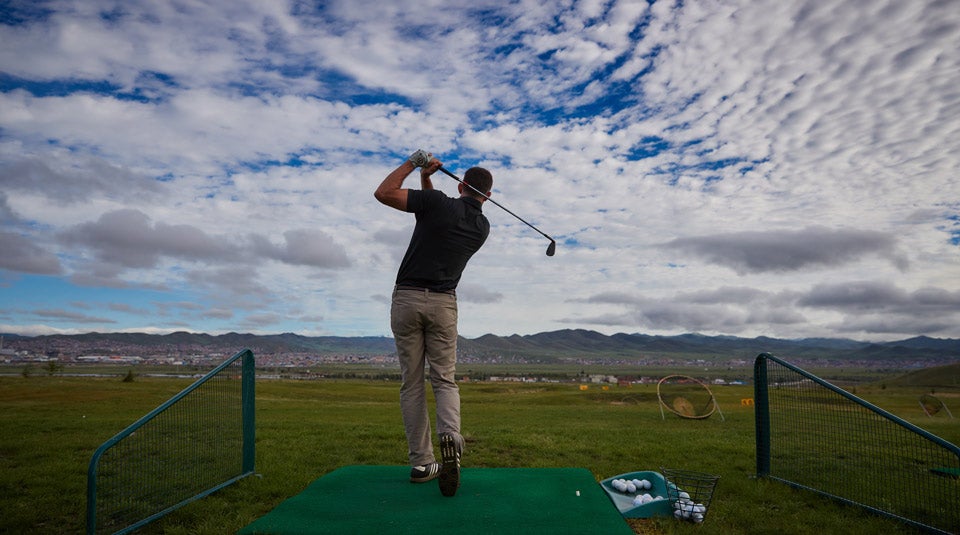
[754,353,960,535]
[87,349,255,535]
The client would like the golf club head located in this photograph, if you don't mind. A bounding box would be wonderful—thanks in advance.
[546,240,556,257]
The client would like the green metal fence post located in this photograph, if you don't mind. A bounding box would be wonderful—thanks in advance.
[242,349,256,474]
[753,353,771,477]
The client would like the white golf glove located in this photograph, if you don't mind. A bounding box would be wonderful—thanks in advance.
[408,149,432,167]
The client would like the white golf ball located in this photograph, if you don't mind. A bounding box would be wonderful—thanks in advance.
[626,482,637,493]
[678,491,690,500]
[674,510,683,519]
[692,512,704,523]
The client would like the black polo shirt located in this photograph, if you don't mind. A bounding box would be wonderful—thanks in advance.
[395,189,490,292]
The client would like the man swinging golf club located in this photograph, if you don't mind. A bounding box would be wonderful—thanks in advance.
[375,149,493,497]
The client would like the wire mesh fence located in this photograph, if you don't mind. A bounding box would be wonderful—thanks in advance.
[87,349,255,535]
[754,353,960,535]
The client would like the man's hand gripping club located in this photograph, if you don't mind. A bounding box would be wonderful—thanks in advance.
[409,149,442,190]
[375,149,441,211]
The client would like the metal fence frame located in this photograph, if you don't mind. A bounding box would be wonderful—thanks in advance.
[754,352,960,534]
[87,348,255,534]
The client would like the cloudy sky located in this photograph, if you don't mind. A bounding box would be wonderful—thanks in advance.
[1,0,958,341]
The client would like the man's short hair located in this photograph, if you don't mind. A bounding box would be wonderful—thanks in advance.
[463,167,493,197]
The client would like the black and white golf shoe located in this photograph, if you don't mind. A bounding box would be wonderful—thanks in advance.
[438,433,461,497]
[410,462,440,483]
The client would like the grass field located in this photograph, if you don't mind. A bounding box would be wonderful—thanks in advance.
[2,374,958,534]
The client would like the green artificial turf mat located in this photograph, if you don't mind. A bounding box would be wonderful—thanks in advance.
[238,465,633,534]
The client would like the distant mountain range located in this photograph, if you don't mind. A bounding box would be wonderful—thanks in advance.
[459,330,960,361]
[4,329,960,361]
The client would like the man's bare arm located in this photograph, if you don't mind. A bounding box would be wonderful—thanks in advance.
[375,156,443,211]
[374,161,416,211]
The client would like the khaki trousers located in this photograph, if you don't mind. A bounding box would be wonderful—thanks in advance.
[391,287,463,466]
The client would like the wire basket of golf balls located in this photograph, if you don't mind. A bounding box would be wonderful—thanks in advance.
[660,467,719,524]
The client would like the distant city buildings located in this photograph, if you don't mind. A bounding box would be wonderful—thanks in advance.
[75,355,143,364]
[1,334,955,381]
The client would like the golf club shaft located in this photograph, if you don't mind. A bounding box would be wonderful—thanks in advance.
[438,166,554,243]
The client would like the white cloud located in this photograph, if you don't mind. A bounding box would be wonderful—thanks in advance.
[58,209,232,268]
[248,229,351,269]
[0,231,63,274]
[663,226,909,274]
